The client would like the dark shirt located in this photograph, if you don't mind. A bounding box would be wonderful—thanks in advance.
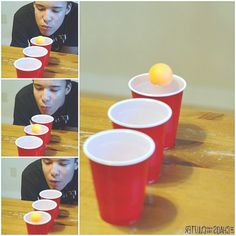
[21,159,78,204]
[13,81,78,129]
[10,2,78,52]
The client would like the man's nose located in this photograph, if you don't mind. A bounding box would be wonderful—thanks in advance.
[51,164,60,177]
[43,10,53,24]
[42,89,51,103]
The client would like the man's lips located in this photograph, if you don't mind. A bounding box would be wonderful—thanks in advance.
[49,180,61,187]
[41,25,52,30]
[41,106,51,112]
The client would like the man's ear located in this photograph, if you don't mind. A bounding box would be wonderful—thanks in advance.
[65,2,72,15]
[65,82,72,95]
[74,158,78,170]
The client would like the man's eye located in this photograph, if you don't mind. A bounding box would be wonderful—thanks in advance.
[36,6,45,11]
[59,162,68,166]
[51,89,60,92]
[43,160,51,165]
[35,87,43,91]
[52,9,61,13]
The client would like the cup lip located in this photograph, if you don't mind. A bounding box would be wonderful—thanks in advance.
[24,124,49,135]
[39,189,62,199]
[31,114,54,124]
[30,36,53,46]
[14,58,42,71]
[15,136,43,149]
[23,211,51,225]
[128,73,187,97]
[32,199,57,211]
[23,46,48,57]
[83,129,155,166]
[108,98,172,128]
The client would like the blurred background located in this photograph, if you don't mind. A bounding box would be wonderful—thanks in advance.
[2,158,35,199]
[80,2,234,111]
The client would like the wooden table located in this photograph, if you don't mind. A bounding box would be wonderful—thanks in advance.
[2,198,78,234]
[2,46,79,78]
[80,95,234,234]
[2,124,78,156]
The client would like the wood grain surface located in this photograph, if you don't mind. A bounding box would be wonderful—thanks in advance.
[2,124,78,156]
[2,46,79,78]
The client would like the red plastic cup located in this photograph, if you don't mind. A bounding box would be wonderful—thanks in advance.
[128,73,186,149]
[23,211,51,234]
[83,129,155,225]
[39,190,62,218]
[30,36,53,66]
[15,136,44,156]
[31,115,54,144]
[23,46,48,76]
[32,199,57,231]
[108,98,172,183]
[24,124,49,148]
[14,57,42,78]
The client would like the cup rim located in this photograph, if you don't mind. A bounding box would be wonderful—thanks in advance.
[108,98,172,128]
[24,124,49,135]
[23,211,51,225]
[31,114,54,124]
[32,199,57,211]
[14,58,42,71]
[39,189,62,199]
[23,46,48,57]
[128,73,187,97]
[15,136,43,149]
[30,36,53,46]
[83,129,155,166]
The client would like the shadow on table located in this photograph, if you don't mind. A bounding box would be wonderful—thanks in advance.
[121,195,177,234]
[53,209,68,233]
[176,123,206,149]
[45,135,62,156]
[43,57,60,78]
[156,155,194,185]
[52,221,66,233]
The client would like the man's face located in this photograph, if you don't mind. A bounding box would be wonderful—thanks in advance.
[34,1,71,36]
[42,158,78,190]
[33,80,70,115]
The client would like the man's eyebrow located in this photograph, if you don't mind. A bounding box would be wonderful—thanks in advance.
[58,159,71,163]
[35,4,64,9]
[34,84,62,88]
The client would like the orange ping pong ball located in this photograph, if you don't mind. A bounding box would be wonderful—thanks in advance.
[30,212,42,223]
[36,36,45,44]
[149,63,173,86]
[31,124,42,133]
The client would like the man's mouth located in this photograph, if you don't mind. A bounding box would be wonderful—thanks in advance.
[41,25,52,30]
[49,180,61,188]
[41,106,51,113]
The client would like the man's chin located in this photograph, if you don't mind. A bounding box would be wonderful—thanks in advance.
[39,29,56,37]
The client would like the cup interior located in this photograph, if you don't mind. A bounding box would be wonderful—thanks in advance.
[23,46,48,57]
[24,124,49,135]
[129,73,186,97]
[32,199,57,211]
[24,211,51,225]
[108,98,172,128]
[15,136,43,149]
[14,58,42,71]
[83,129,155,166]
[30,36,53,46]
[39,189,62,199]
[31,114,54,124]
